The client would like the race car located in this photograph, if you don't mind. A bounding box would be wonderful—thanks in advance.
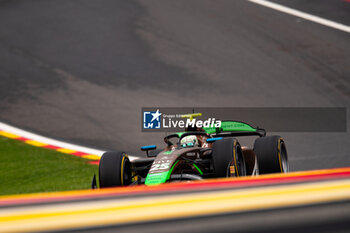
[95,115,288,188]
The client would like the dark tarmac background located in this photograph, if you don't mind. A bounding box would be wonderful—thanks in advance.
[0,0,350,171]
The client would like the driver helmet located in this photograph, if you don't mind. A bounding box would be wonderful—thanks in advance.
[180,135,198,147]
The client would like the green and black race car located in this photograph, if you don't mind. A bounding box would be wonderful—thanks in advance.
[95,115,288,188]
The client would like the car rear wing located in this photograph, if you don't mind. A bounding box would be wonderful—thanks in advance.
[203,121,266,137]
[164,121,266,146]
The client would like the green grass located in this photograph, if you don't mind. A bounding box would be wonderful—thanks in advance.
[0,136,98,196]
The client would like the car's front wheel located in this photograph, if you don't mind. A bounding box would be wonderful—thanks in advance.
[212,138,246,177]
[99,151,131,188]
[253,136,288,174]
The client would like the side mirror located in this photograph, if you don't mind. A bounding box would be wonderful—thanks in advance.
[206,137,223,143]
[141,145,157,157]
[141,145,157,151]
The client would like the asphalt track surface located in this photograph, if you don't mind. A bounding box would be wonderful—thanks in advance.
[0,0,350,171]
[0,1,350,231]
[64,203,350,233]
[1,168,350,233]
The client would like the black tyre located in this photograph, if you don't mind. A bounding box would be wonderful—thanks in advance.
[212,138,246,177]
[99,151,131,188]
[253,136,288,174]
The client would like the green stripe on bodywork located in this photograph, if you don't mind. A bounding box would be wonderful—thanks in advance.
[204,121,256,134]
[193,164,203,175]
[166,161,179,180]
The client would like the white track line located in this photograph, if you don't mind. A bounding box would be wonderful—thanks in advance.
[0,122,139,160]
[248,0,350,33]
[0,122,105,156]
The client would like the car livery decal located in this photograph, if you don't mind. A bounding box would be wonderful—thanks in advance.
[145,147,199,185]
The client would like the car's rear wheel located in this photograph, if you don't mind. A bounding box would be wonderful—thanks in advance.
[99,151,131,188]
[212,138,246,177]
[253,136,288,174]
